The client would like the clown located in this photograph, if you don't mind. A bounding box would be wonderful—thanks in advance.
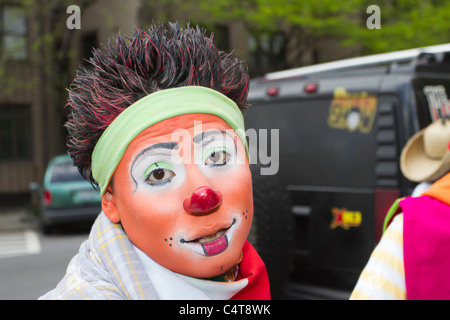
[351,119,450,300]
[39,23,270,300]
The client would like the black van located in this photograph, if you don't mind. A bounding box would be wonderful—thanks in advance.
[245,44,450,299]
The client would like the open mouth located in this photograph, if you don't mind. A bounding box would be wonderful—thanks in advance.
[180,218,237,256]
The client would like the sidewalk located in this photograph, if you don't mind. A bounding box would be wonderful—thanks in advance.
[0,208,37,232]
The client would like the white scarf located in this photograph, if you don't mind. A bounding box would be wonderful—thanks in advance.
[39,212,247,300]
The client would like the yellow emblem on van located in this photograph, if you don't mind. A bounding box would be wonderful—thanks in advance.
[330,207,362,230]
[327,88,377,133]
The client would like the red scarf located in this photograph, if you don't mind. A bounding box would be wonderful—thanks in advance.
[231,241,271,300]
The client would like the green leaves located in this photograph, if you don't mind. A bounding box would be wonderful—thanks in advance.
[342,0,450,53]
[180,0,450,54]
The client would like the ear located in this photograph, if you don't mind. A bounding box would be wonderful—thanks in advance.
[102,185,120,223]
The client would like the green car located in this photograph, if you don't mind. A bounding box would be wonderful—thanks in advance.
[39,154,102,233]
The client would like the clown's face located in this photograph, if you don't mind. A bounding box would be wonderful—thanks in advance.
[102,114,253,278]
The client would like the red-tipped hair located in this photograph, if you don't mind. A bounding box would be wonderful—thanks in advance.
[65,22,249,189]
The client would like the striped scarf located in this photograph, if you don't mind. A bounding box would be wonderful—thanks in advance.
[39,212,270,300]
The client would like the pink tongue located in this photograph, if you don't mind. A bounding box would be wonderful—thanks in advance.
[202,235,228,256]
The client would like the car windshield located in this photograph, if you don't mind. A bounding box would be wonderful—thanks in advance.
[50,161,85,182]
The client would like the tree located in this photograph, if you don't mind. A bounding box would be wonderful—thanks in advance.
[172,0,450,68]
[345,0,450,54]
[0,0,97,165]
[187,0,363,66]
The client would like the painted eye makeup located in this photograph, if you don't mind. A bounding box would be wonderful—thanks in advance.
[203,147,230,167]
[144,162,176,186]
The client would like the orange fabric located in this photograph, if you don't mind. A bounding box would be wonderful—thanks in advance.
[422,173,450,205]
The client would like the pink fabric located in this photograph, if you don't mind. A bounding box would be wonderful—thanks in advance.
[401,196,450,299]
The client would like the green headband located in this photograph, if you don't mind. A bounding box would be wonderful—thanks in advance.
[91,86,247,196]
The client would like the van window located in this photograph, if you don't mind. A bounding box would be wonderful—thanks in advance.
[50,161,85,182]
[413,78,450,128]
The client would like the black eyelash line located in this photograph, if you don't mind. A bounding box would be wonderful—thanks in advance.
[145,168,174,187]
[144,163,161,180]
[206,150,231,168]
[145,177,174,187]
[131,146,233,193]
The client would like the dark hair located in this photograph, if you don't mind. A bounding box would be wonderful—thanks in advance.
[65,22,249,189]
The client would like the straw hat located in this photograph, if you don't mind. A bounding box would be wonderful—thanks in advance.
[400,120,450,182]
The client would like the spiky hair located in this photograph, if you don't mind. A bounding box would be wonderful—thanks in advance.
[65,22,249,189]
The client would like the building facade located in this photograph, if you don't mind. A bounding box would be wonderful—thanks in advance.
[0,0,142,209]
[0,0,360,210]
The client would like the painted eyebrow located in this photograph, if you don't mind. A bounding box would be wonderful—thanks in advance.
[130,142,179,193]
[193,130,238,155]
[193,131,233,145]
[132,142,179,163]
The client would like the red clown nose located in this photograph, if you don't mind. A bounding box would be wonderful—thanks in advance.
[183,186,222,214]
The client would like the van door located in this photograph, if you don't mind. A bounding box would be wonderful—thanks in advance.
[244,88,381,291]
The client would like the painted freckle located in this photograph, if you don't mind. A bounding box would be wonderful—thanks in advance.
[165,237,173,247]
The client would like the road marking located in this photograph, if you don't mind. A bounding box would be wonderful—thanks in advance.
[0,230,41,259]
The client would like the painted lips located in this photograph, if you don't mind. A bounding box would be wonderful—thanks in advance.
[181,218,236,256]
[200,231,228,256]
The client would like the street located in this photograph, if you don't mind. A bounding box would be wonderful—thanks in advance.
[0,224,88,300]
